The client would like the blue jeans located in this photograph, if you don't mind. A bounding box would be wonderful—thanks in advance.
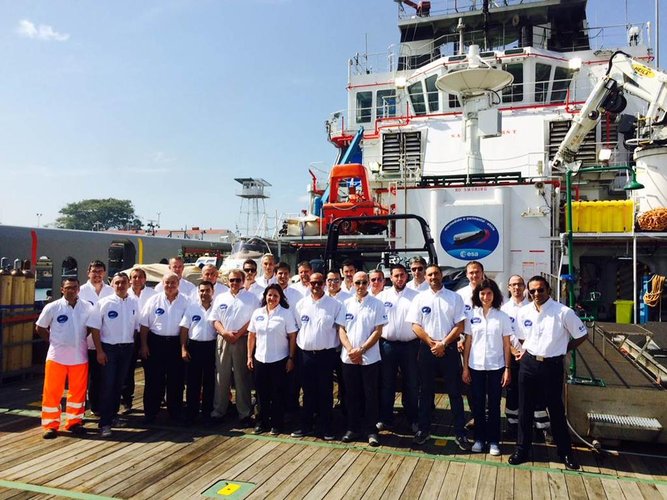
[470,367,503,444]
[379,339,419,426]
[99,342,134,427]
[417,342,465,436]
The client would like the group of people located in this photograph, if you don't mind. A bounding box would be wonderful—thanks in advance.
[35,254,587,469]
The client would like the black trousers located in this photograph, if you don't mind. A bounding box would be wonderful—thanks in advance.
[185,339,216,419]
[300,348,337,434]
[121,332,140,407]
[143,333,184,419]
[254,357,287,429]
[87,349,101,413]
[517,353,571,456]
[342,361,380,435]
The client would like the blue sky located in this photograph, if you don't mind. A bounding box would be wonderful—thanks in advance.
[0,0,663,233]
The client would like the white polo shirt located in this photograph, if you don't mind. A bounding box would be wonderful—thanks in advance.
[210,289,259,332]
[36,297,93,365]
[188,282,229,302]
[456,283,475,317]
[291,282,310,298]
[501,297,530,350]
[140,292,191,337]
[407,286,466,342]
[406,279,429,292]
[516,298,587,357]
[246,282,265,301]
[155,278,196,297]
[87,294,139,344]
[129,286,157,312]
[378,286,419,342]
[79,281,114,350]
[282,286,304,309]
[340,294,388,365]
[255,274,277,288]
[464,307,513,371]
[248,305,298,363]
[180,302,216,341]
[328,289,352,304]
[295,294,344,351]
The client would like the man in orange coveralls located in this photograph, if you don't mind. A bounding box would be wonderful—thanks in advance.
[35,277,94,439]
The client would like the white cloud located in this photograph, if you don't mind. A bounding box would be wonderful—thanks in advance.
[151,151,176,164]
[17,20,70,42]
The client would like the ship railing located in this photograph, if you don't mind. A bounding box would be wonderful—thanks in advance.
[396,0,546,20]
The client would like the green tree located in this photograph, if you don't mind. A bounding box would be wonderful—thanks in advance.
[55,198,140,230]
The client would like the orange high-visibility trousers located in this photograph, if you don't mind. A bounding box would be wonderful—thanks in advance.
[41,360,88,431]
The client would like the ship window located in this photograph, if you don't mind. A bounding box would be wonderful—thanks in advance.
[35,257,53,302]
[376,89,396,118]
[502,63,523,103]
[535,63,552,103]
[61,256,78,280]
[408,81,427,115]
[356,91,372,123]
[550,67,574,104]
[425,75,439,112]
[448,94,461,108]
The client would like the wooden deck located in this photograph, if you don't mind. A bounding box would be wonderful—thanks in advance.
[0,348,666,499]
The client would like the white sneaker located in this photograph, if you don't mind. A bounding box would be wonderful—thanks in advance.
[471,440,484,453]
[101,426,112,438]
[489,443,501,456]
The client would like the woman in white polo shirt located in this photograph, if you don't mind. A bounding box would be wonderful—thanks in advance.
[247,284,297,435]
[462,278,512,456]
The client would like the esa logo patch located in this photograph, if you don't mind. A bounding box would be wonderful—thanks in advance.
[421,306,431,314]
[219,304,228,311]
[256,315,265,321]
[155,308,165,316]
[107,311,119,319]
[56,315,68,324]
[579,325,587,332]
[345,313,354,320]
[465,304,471,311]
[471,317,481,324]
[300,315,310,323]
[192,315,201,322]
[384,302,393,308]
[523,319,533,327]
[510,317,515,323]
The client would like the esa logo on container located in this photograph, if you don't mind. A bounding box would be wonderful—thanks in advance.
[440,216,499,261]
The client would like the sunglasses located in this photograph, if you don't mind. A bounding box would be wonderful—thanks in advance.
[309,281,324,286]
[243,268,256,273]
[411,267,424,272]
[229,278,243,283]
[354,280,368,286]
[528,288,546,295]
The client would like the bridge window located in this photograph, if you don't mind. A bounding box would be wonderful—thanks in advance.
[535,63,552,103]
[376,89,396,118]
[355,91,372,123]
[62,256,78,281]
[425,75,439,112]
[502,63,523,103]
[35,257,53,301]
[551,66,574,104]
[408,81,427,115]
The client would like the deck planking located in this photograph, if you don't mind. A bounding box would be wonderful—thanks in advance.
[0,366,665,499]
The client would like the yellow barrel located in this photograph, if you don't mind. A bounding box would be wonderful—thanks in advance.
[608,200,621,232]
[622,199,635,232]
[579,201,591,232]
[587,201,600,233]
[570,201,581,232]
[21,269,35,370]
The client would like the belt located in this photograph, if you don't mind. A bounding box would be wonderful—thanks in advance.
[381,338,418,344]
[301,347,336,354]
[189,338,216,344]
[149,332,179,341]
[526,352,564,362]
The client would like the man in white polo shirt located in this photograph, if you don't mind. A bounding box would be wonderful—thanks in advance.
[509,276,587,471]
[180,280,217,424]
[198,264,229,299]
[35,277,93,439]
[88,272,139,437]
[291,273,344,440]
[377,264,419,432]
[210,269,259,425]
[255,253,277,288]
[79,260,114,416]
[139,272,190,424]
[408,265,468,448]
[291,260,313,297]
[339,271,387,447]
[155,256,196,297]
[406,256,429,292]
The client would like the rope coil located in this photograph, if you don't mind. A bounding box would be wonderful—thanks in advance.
[643,274,666,307]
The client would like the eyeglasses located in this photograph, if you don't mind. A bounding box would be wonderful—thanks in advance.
[229,278,243,283]
[370,277,383,282]
[354,280,368,286]
[411,267,424,272]
[243,268,256,273]
[309,281,324,286]
[528,288,546,295]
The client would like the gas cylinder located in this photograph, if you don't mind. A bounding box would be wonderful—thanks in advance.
[21,267,35,369]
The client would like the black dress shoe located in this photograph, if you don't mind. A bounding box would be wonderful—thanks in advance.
[508,450,529,465]
[341,430,358,443]
[560,453,580,470]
